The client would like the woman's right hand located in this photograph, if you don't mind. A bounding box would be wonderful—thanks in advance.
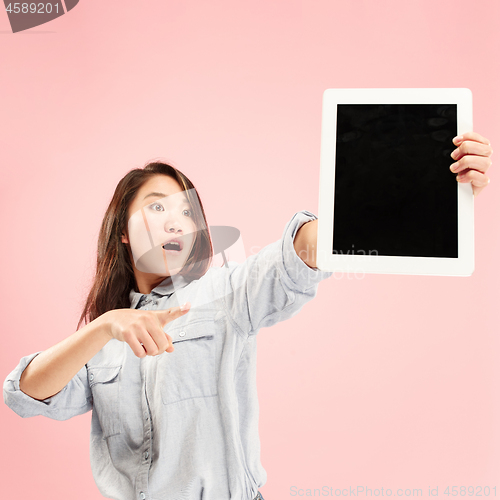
[101,302,191,358]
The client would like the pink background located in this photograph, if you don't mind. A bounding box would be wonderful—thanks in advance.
[1,1,499,498]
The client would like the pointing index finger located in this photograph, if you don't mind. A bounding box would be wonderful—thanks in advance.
[154,302,191,325]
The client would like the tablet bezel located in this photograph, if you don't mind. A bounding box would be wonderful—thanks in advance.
[317,88,474,277]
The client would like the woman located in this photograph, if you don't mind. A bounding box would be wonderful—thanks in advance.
[3,132,493,500]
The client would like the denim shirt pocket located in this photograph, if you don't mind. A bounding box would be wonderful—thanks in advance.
[160,320,217,405]
[89,366,122,439]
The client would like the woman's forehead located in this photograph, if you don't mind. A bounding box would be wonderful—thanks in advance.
[139,175,183,195]
[131,176,183,209]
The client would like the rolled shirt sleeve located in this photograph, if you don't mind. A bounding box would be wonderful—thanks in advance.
[221,210,333,335]
[3,351,93,420]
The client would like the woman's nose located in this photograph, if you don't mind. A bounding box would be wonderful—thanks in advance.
[165,219,183,233]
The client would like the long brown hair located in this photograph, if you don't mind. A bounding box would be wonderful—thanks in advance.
[76,161,213,330]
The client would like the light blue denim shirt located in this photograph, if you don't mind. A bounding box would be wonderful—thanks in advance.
[4,210,332,500]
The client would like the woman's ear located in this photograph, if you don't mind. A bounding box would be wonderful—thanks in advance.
[121,233,129,244]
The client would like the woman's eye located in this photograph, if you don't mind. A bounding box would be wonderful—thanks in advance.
[150,203,164,212]
[183,209,192,217]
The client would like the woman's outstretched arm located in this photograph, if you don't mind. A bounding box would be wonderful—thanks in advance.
[293,218,318,269]
[217,210,332,336]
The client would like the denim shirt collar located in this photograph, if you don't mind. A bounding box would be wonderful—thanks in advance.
[129,274,190,309]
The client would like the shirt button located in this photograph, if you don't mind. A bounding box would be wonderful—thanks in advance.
[153,300,158,306]
[179,331,186,337]
[89,374,94,381]
[140,493,146,500]
[144,451,149,459]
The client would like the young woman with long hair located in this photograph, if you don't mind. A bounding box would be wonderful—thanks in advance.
[3,131,493,500]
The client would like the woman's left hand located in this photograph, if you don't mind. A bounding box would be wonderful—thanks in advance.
[450,132,493,197]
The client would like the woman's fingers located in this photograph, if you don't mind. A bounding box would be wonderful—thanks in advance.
[165,333,174,353]
[147,303,191,355]
[130,327,173,357]
[453,131,491,146]
[456,168,490,197]
[451,140,493,162]
[125,332,149,358]
[450,154,492,174]
[137,327,161,356]
[140,304,191,357]
[104,304,191,358]
[449,131,493,198]
[154,303,191,327]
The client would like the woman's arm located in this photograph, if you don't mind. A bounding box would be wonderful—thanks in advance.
[218,211,332,336]
[19,315,111,401]
[18,303,189,401]
[293,218,318,269]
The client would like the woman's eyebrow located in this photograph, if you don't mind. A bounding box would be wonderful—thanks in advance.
[143,192,190,204]
[143,192,166,200]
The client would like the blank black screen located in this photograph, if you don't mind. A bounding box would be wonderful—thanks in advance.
[333,104,458,258]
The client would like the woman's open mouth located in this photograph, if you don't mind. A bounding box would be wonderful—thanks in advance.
[162,239,184,253]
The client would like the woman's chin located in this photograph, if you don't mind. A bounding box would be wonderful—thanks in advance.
[135,247,188,274]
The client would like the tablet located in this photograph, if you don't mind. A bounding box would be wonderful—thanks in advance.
[317,88,474,277]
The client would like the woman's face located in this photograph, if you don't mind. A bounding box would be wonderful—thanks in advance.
[122,175,200,277]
